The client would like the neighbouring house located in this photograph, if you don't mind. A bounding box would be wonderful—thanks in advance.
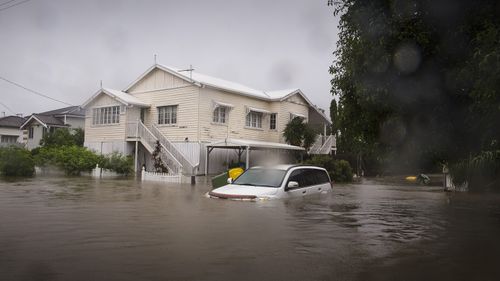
[81,63,335,175]
[0,115,26,147]
[20,106,85,150]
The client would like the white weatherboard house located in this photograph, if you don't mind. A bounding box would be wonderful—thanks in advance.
[21,106,85,150]
[81,64,335,176]
[0,115,26,147]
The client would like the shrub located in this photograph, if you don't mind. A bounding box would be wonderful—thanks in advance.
[39,128,85,148]
[35,146,99,175]
[0,146,35,177]
[99,152,133,175]
[304,155,353,183]
[450,149,500,191]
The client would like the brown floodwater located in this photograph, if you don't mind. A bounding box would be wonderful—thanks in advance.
[0,177,499,281]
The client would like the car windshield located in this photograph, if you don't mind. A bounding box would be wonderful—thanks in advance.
[232,168,287,188]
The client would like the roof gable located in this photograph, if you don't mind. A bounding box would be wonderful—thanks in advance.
[20,114,66,129]
[81,88,150,108]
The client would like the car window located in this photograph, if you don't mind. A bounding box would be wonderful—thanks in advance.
[287,169,306,188]
[313,169,330,184]
[232,168,287,188]
[288,168,330,188]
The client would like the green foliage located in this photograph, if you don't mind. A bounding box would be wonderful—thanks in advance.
[152,140,168,173]
[34,146,99,175]
[330,99,339,137]
[39,128,85,148]
[99,152,133,175]
[304,155,353,183]
[72,128,85,146]
[0,146,35,177]
[330,0,500,178]
[283,117,317,150]
[450,149,500,191]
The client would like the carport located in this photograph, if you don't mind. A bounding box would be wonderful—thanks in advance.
[204,138,305,175]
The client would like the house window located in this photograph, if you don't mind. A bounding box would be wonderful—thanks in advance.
[270,113,277,130]
[158,105,177,125]
[213,107,227,124]
[92,106,120,125]
[1,135,18,143]
[28,127,34,139]
[246,111,262,128]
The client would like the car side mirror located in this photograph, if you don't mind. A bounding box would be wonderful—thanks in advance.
[286,181,299,191]
[227,178,233,184]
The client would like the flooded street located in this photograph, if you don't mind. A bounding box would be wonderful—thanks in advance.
[1,177,499,281]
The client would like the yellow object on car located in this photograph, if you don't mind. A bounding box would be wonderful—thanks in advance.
[405,176,417,182]
[228,167,244,180]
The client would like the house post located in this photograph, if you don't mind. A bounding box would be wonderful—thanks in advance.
[134,119,139,174]
[205,146,210,175]
[245,146,250,169]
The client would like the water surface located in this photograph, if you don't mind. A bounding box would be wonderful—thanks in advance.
[1,177,499,280]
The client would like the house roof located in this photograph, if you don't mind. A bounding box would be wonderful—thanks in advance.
[81,88,151,108]
[0,115,26,128]
[123,63,331,124]
[40,106,85,117]
[20,114,68,129]
[207,138,305,151]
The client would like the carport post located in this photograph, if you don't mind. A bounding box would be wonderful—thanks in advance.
[205,146,210,175]
[245,146,250,169]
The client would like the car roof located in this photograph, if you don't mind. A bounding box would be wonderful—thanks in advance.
[250,164,327,171]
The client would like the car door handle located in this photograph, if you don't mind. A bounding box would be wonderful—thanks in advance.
[318,187,322,191]
[302,190,306,194]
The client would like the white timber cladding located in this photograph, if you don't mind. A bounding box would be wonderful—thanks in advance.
[130,86,200,142]
[84,67,312,148]
[0,127,23,143]
[127,68,192,93]
[84,94,127,144]
[199,87,309,143]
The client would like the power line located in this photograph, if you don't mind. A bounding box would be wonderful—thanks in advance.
[0,75,73,106]
[0,0,18,7]
[0,101,16,115]
[0,0,32,12]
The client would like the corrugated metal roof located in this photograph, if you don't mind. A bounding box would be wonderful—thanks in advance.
[39,106,85,117]
[0,116,26,128]
[207,138,305,151]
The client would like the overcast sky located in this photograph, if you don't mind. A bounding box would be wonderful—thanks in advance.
[0,0,339,117]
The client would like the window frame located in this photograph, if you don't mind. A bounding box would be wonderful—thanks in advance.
[212,106,228,124]
[245,111,263,129]
[270,113,277,130]
[92,105,121,125]
[157,105,178,126]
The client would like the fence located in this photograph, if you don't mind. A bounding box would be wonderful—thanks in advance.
[141,167,182,183]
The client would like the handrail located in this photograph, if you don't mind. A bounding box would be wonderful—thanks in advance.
[127,121,183,175]
[308,135,323,154]
[318,135,334,154]
[151,124,199,175]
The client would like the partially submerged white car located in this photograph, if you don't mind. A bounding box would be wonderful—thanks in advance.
[208,165,332,200]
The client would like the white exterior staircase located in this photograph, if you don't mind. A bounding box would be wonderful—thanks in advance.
[309,134,336,155]
[126,121,199,176]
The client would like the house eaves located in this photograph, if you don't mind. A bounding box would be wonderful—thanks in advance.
[81,88,150,108]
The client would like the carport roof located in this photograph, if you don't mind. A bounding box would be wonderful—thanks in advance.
[206,138,305,151]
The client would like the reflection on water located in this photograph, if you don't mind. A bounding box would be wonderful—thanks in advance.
[0,177,499,280]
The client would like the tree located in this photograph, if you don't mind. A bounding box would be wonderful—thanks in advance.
[330,99,339,138]
[330,0,500,183]
[39,128,85,148]
[152,140,168,173]
[283,117,317,151]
